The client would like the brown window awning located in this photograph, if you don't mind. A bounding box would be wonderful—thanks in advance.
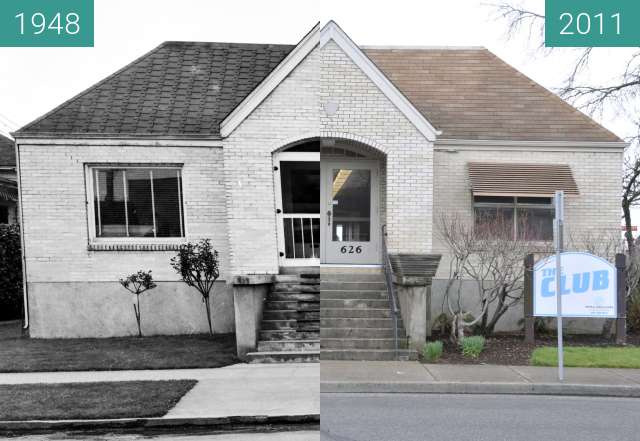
[468,162,579,197]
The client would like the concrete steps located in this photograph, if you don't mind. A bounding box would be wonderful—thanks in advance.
[320,269,417,361]
[321,349,418,361]
[247,270,320,363]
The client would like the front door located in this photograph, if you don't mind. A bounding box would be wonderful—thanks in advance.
[274,151,320,266]
[321,160,380,264]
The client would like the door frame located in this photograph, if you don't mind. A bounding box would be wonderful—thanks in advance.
[273,151,320,267]
[320,159,381,265]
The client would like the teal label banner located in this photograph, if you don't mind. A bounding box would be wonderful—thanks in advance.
[0,0,94,47]
[546,0,640,47]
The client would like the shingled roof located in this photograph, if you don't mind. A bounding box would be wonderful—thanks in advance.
[364,47,620,142]
[17,42,294,138]
[0,134,15,167]
[16,41,621,142]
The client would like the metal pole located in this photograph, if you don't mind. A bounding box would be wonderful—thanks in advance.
[555,190,564,382]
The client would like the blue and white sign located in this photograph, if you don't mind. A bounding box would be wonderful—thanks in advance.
[533,252,617,318]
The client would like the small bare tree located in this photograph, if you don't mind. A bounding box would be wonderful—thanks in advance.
[119,270,157,337]
[171,239,220,335]
[438,213,552,342]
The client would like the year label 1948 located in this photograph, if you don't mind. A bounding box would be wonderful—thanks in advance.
[0,0,93,47]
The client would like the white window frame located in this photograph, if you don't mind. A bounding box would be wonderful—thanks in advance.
[473,196,554,241]
[85,164,187,244]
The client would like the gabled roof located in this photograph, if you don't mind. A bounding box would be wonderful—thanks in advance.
[0,134,15,167]
[15,24,622,143]
[16,42,294,138]
[364,47,621,142]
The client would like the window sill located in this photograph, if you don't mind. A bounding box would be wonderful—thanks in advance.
[88,242,184,252]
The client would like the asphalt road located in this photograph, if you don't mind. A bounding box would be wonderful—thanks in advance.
[321,393,640,441]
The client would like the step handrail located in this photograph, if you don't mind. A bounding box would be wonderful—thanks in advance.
[381,224,399,360]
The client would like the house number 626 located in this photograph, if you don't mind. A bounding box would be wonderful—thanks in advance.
[340,245,363,254]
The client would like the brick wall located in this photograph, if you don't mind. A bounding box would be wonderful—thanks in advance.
[19,143,229,282]
[320,41,434,254]
[431,146,623,332]
[223,49,320,275]
[433,147,623,276]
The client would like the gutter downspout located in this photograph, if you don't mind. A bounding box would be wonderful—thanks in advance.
[15,141,28,331]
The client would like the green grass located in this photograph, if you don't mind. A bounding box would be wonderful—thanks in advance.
[531,346,640,369]
[0,380,196,421]
[0,329,239,372]
[422,341,443,362]
[461,336,486,359]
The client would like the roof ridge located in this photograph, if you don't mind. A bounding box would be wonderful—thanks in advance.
[161,40,295,48]
[362,45,487,51]
[15,42,171,136]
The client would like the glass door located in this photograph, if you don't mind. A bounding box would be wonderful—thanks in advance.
[321,160,379,264]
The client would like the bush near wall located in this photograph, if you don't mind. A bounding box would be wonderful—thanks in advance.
[0,224,22,321]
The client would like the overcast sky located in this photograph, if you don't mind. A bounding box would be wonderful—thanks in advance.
[0,0,635,142]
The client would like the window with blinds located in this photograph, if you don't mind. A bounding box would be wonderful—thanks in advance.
[92,167,184,238]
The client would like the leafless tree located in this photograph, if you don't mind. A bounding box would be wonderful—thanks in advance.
[493,1,640,255]
[438,213,552,342]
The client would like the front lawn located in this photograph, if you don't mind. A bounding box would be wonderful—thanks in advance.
[0,380,196,421]
[531,346,640,369]
[0,330,239,372]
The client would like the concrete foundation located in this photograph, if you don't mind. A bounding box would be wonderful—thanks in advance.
[430,279,606,334]
[28,281,234,338]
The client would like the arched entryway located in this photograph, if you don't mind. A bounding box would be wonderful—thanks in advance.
[273,137,385,267]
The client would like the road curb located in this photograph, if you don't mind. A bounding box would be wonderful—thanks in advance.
[0,414,320,435]
[321,381,640,398]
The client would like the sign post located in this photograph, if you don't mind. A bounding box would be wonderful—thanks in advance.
[554,191,564,381]
[533,194,618,381]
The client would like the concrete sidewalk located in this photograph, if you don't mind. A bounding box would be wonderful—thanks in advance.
[321,361,640,397]
[0,363,319,432]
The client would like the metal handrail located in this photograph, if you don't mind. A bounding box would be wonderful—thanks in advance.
[381,225,399,360]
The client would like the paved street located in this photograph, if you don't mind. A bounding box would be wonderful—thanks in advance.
[321,393,640,441]
[9,430,320,440]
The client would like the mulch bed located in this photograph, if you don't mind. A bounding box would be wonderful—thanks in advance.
[428,332,640,366]
[0,380,196,421]
[0,321,239,372]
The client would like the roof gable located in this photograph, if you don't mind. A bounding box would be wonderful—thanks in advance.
[220,23,320,137]
[320,21,441,142]
[16,42,294,138]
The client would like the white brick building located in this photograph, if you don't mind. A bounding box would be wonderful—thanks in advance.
[13,22,624,343]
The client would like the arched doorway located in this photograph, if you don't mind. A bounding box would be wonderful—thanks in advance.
[320,138,382,265]
[273,138,383,267]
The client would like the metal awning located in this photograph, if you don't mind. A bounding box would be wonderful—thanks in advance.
[468,162,579,197]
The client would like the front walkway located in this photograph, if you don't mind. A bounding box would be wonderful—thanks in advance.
[321,361,640,396]
[0,363,319,419]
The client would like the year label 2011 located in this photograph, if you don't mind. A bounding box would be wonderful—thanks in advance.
[545,0,640,47]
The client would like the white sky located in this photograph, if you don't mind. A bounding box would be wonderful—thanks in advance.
[0,0,634,140]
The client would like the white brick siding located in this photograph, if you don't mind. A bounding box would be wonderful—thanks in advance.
[223,49,320,275]
[320,41,433,254]
[19,144,229,282]
[433,146,623,278]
